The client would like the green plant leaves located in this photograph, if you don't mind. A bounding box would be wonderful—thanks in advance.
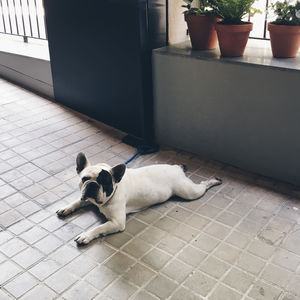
[182,0,262,22]
[182,0,215,15]
[208,0,259,24]
[271,0,300,25]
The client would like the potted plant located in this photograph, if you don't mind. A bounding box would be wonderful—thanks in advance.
[268,1,300,58]
[183,0,220,50]
[209,0,260,56]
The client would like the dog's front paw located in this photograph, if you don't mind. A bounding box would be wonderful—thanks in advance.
[74,232,93,245]
[56,206,73,217]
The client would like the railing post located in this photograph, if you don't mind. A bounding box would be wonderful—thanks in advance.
[263,0,269,39]
[23,35,28,42]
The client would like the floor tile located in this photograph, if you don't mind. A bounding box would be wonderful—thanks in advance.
[0,261,22,285]
[248,280,283,300]
[0,210,23,227]
[141,248,172,271]
[104,231,132,248]
[215,242,241,263]
[162,258,193,283]
[123,237,152,259]
[209,284,242,300]
[146,274,178,299]
[63,280,99,300]
[19,226,48,244]
[12,247,44,268]
[170,287,202,300]
[0,79,300,300]
[178,245,207,267]
[272,248,300,271]
[29,258,61,281]
[287,275,300,297]
[84,242,115,263]
[105,278,137,300]
[133,290,159,300]
[0,238,27,257]
[124,218,147,235]
[105,252,135,274]
[44,268,77,294]
[204,222,231,240]
[123,262,155,286]
[192,233,220,253]
[34,234,63,255]
[19,284,57,300]
[199,256,230,279]
[261,264,292,288]
[64,254,97,277]
[4,272,38,298]
[156,234,186,255]
[184,271,217,297]
[237,252,266,275]
[85,265,118,290]
[223,267,254,293]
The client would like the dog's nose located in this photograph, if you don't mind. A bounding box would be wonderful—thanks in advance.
[81,181,99,201]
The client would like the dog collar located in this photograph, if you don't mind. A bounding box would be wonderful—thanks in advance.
[98,185,118,207]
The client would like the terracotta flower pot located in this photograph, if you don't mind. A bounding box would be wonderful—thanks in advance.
[185,14,220,50]
[215,23,253,57]
[268,23,300,58]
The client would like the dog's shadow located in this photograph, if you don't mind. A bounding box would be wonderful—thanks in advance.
[60,196,194,249]
[58,205,108,247]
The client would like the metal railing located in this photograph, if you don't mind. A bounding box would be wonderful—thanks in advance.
[248,0,284,40]
[0,0,47,42]
[0,0,283,42]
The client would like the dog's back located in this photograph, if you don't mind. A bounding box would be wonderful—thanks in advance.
[120,164,186,213]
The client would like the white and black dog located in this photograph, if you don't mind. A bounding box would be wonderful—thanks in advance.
[56,152,222,245]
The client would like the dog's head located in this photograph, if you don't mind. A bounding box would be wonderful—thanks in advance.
[76,152,126,205]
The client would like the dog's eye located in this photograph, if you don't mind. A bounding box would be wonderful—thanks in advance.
[81,176,91,183]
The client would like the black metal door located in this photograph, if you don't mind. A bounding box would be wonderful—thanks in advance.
[44,0,167,140]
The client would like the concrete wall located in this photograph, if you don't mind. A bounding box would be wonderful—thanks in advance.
[153,52,300,186]
[0,51,54,99]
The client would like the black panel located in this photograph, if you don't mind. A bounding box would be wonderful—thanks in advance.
[44,0,167,140]
[148,0,168,49]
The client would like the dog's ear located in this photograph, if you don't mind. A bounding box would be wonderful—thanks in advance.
[111,164,126,183]
[76,152,88,174]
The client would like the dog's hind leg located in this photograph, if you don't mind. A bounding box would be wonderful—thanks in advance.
[174,177,222,200]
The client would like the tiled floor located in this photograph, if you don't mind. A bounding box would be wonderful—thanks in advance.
[0,78,300,300]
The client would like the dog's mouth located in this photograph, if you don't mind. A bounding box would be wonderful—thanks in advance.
[81,181,102,203]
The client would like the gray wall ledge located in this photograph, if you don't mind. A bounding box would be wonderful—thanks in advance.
[154,39,300,72]
[153,40,300,186]
[0,37,53,99]
[0,50,53,99]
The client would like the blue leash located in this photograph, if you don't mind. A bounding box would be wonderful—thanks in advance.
[124,144,159,165]
[125,148,141,165]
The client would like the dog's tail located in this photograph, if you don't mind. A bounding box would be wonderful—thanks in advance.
[180,164,188,173]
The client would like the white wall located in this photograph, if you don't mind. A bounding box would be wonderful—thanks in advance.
[168,0,188,44]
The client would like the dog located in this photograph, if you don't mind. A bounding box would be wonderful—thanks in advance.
[56,152,222,245]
